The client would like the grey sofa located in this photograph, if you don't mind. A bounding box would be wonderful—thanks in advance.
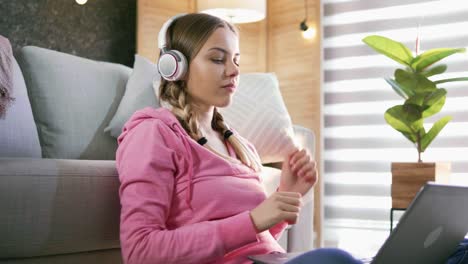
[0,45,315,263]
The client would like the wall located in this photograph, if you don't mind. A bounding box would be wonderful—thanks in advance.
[0,0,136,66]
[136,0,195,62]
[236,21,268,73]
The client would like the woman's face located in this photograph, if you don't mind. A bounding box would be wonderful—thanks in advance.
[186,27,240,112]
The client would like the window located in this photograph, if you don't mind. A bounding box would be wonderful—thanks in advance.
[322,0,468,257]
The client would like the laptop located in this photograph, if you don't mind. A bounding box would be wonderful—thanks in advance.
[249,182,468,264]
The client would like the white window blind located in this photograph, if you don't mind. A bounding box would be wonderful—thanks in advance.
[322,0,468,257]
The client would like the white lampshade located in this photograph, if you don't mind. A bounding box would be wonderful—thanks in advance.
[197,0,266,24]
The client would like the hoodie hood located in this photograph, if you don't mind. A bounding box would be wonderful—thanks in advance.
[117,106,196,210]
[117,107,184,145]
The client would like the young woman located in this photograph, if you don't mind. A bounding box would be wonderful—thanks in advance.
[116,13,364,264]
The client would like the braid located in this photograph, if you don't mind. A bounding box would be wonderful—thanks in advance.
[212,108,262,171]
[159,80,203,140]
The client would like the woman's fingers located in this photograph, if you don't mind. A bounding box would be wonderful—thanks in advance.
[276,191,302,198]
[290,150,310,168]
[283,211,299,225]
[293,156,309,172]
[289,149,306,166]
[276,192,302,205]
[287,149,300,166]
[297,161,316,178]
[279,201,301,213]
[250,192,303,232]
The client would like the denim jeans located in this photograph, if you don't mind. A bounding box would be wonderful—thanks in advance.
[446,239,468,264]
[285,248,363,264]
[284,239,468,264]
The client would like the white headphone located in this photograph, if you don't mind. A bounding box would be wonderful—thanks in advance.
[157,14,188,81]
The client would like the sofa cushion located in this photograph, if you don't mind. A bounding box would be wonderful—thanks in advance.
[105,61,297,163]
[0,158,121,259]
[218,73,297,163]
[0,249,122,264]
[104,54,160,138]
[17,46,131,160]
[0,53,41,158]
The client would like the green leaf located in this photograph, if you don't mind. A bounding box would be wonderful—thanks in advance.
[419,127,426,139]
[405,93,427,106]
[422,64,447,77]
[403,104,424,132]
[384,105,423,138]
[424,88,447,106]
[422,89,447,118]
[363,35,413,66]
[411,48,466,72]
[420,116,452,152]
[402,131,417,143]
[385,78,411,99]
[395,69,436,93]
[434,77,468,84]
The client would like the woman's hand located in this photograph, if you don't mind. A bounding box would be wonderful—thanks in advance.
[249,192,302,233]
[279,149,317,196]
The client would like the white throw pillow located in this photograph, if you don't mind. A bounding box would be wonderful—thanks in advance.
[104,54,160,137]
[219,73,297,163]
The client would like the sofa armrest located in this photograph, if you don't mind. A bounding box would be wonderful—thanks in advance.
[293,124,315,159]
[0,158,121,259]
[261,167,315,253]
[289,125,316,252]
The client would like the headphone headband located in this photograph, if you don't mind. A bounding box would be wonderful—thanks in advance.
[158,14,186,51]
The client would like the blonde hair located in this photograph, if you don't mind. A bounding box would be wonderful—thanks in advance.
[158,13,262,171]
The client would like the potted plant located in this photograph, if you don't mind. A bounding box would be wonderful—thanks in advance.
[362,35,468,208]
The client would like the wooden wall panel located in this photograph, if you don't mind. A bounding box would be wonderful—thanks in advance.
[237,21,267,73]
[136,0,195,62]
[267,0,322,247]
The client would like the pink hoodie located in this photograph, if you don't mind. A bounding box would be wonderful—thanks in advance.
[116,107,287,264]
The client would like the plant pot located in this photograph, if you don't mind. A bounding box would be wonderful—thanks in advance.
[391,162,451,208]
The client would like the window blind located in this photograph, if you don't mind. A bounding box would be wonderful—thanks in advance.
[322,0,468,257]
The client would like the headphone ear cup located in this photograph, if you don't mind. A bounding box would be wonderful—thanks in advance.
[158,50,188,81]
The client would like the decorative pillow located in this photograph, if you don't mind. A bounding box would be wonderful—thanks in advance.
[18,46,131,160]
[218,73,297,163]
[0,53,41,158]
[104,54,160,138]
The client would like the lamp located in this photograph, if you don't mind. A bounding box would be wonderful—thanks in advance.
[197,0,266,24]
[300,0,316,39]
[76,0,87,5]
